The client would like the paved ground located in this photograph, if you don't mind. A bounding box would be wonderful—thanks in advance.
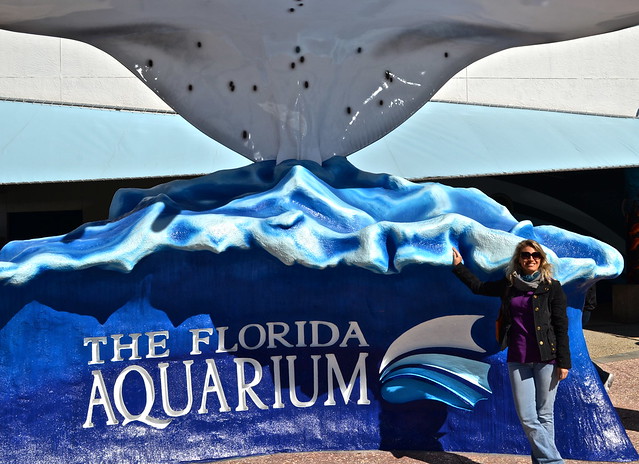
[215,315,639,464]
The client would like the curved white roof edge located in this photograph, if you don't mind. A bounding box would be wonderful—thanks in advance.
[350,101,639,180]
[0,100,250,184]
[1,100,638,184]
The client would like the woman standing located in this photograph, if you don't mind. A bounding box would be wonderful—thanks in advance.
[452,239,570,464]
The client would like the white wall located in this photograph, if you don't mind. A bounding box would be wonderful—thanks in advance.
[0,30,170,111]
[434,26,639,118]
[0,26,637,116]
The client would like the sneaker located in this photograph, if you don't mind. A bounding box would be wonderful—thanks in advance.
[603,372,614,392]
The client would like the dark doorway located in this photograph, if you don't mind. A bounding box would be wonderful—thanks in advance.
[7,210,83,241]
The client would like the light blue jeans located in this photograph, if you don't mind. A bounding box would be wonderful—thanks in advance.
[508,362,564,464]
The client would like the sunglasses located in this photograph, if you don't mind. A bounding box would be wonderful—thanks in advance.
[520,251,542,260]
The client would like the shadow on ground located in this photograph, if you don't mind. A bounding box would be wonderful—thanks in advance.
[391,451,482,463]
[585,320,639,341]
[617,408,639,433]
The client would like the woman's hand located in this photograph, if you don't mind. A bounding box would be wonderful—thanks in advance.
[556,368,569,381]
[452,247,462,266]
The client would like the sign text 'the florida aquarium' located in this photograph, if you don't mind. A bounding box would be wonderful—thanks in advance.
[82,320,371,429]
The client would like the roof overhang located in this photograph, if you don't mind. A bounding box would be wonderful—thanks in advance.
[0,100,250,184]
[351,102,639,180]
[1,99,639,184]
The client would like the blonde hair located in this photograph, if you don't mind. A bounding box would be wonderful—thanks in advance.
[505,239,553,284]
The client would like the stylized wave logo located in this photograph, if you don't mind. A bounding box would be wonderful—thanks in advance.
[380,315,491,410]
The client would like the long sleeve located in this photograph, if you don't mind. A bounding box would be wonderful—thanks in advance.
[550,281,571,369]
[452,263,508,297]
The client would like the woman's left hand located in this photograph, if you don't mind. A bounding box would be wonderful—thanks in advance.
[556,368,569,381]
[452,247,463,266]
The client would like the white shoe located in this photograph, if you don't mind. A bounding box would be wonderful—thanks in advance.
[603,372,614,392]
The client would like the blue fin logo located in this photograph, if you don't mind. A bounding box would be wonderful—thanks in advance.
[380,315,492,410]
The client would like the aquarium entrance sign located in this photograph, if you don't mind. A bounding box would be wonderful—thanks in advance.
[82,320,371,429]
[0,159,634,464]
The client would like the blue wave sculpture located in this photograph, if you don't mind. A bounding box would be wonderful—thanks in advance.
[0,158,621,288]
[0,1,638,162]
[0,159,634,463]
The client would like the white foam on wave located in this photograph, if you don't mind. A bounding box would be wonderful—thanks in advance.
[0,159,623,286]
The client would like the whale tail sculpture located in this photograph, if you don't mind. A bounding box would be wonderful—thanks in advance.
[0,1,638,163]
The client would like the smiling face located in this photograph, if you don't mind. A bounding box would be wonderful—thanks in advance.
[518,246,542,275]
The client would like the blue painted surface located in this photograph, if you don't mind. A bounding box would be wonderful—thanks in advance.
[0,159,635,463]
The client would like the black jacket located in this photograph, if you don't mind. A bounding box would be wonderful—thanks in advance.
[452,263,571,369]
